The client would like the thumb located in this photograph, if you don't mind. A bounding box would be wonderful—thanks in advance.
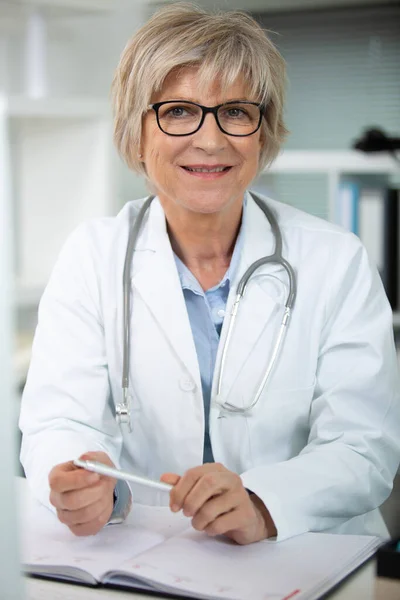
[160,472,181,486]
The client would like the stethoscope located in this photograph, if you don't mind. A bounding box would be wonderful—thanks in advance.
[115,192,297,431]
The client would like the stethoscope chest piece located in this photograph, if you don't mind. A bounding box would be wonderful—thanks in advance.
[116,388,132,432]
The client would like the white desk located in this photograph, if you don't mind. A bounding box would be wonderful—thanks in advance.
[24,561,400,600]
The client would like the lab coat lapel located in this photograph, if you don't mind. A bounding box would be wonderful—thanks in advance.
[213,192,287,408]
[130,198,201,388]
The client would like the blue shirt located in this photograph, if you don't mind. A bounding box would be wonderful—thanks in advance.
[173,223,244,463]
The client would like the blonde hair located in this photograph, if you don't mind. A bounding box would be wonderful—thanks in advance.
[112,2,288,176]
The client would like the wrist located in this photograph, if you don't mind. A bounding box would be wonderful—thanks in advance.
[248,492,277,539]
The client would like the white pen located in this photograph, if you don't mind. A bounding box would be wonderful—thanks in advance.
[73,459,173,493]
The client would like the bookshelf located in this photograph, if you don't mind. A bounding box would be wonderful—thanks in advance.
[264,150,400,329]
[266,150,399,221]
[1,94,116,385]
[0,0,120,390]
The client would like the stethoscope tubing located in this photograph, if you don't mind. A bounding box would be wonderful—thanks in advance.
[116,192,297,427]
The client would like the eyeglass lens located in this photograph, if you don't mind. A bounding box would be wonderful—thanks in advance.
[156,102,261,136]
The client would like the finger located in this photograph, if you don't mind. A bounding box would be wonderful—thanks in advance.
[80,451,103,460]
[77,452,118,489]
[49,467,100,494]
[160,473,181,486]
[181,471,236,518]
[204,508,243,538]
[170,464,224,511]
[191,492,240,532]
[57,496,108,527]
[50,480,110,512]
[68,504,113,537]
[79,451,113,466]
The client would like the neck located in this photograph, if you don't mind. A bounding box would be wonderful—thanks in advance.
[162,198,243,290]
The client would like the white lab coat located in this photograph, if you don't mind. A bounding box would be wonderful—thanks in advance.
[20,192,400,541]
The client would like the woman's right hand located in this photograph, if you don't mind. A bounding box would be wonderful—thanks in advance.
[49,451,116,536]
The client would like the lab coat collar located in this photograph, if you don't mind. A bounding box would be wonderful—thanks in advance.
[130,197,201,389]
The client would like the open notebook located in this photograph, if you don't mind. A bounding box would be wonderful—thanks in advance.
[20,479,381,600]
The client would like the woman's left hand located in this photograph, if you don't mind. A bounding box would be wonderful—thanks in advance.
[160,463,276,545]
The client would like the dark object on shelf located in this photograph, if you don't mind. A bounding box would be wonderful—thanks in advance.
[383,188,399,311]
[353,128,400,154]
[376,538,400,580]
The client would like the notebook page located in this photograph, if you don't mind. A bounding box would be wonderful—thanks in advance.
[107,528,380,600]
[20,479,190,584]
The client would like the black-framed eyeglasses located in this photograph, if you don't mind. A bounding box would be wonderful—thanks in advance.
[148,100,264,137]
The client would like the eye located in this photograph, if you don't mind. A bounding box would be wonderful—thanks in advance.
[167,106,188,118]
[226,107,247,118]
[161,104,198,120]
[220,105,253,122]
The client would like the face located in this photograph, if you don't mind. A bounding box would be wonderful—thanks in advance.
[140,67,263,215]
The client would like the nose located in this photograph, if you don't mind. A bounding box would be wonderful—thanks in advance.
[192,112,228,153]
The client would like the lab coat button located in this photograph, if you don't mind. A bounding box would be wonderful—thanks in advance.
[179,376,196,392]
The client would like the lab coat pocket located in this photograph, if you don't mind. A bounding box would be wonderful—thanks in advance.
[245,383,315,469]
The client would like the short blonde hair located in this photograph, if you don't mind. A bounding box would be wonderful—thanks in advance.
[112,2,288,176]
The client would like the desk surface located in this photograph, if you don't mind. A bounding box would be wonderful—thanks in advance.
[24,561,400,600]
[19,473,400,600]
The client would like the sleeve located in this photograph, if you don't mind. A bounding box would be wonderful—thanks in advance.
[19,223,132,515]
[108,480,133,525]
[241,234,400,541]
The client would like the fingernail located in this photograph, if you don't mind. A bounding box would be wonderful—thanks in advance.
[171,504,180,512]
[88,473,100,483]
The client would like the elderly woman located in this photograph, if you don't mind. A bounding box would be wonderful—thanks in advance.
[20,3,400,545]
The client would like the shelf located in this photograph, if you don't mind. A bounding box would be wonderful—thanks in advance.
[6,96,110,118]
[266,151,400,175]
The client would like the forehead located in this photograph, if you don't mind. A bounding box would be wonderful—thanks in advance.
[152,66,252,104]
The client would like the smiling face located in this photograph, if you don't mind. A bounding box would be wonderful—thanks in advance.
[140,66,263,216]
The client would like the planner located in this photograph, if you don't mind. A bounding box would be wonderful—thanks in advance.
[21,480,381,600]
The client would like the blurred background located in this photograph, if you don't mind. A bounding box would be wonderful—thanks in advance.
[0,0,399,532]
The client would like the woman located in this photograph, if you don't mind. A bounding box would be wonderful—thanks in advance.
[20,3,400,545]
